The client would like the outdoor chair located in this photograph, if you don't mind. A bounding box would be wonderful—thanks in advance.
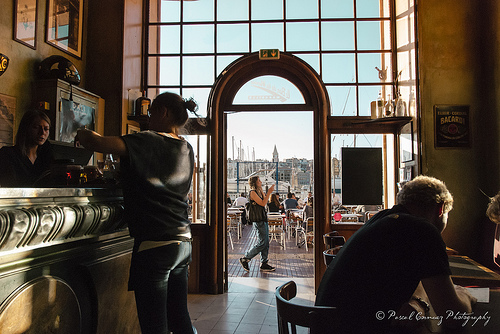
[276,280,339,334]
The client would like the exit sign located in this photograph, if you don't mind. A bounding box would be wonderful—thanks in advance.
[259,49,280,60]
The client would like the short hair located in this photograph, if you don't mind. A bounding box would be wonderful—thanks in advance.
[240,192,245,197]
[287,192,293,199]
[248,175,259,190]
[486,192,500,224]
[396,175,453,214]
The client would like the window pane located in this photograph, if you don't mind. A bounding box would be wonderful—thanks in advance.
[357,85,392,117]
[184,135,208,223]
[183,56,215,85]
[357,21,391,50]
[183,88,211,117]
[159,57,180,86]
[327,86,357,116]
[217,0,249,21]
[321,22,355,51]
[251,23,284,52]
[217,55,242,76]
[183,0,214,22]
[183,25,214,53]
[217,24,249,53]
[286,22,319,52]
[296,53,320,75]
[358,53,392,83]
[233,75,305,105]
[356,0,387,18]
[322,54,355,84]
[149,25,180,54]
[321,0,354,18]
[286,0,318,19]
[155,0,180,23]
[251,0,283,20]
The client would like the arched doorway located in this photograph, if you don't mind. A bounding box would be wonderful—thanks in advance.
[206,52,331,293]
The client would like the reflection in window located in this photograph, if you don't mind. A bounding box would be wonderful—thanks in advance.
[184,135,208,223]
[233,75,305,105]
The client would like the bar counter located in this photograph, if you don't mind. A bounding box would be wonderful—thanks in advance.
[0,187,140,333]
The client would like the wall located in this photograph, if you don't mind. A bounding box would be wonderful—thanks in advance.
[0,0,87,133]
[418,0,500,266]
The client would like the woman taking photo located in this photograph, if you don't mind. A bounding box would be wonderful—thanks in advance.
[76,92,198,334]
[0,109,52,187]
[240,175,276,272]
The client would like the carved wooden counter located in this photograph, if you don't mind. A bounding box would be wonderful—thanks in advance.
[0,188,140,333]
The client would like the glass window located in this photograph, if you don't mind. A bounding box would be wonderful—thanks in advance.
[183,88,211,118]
[233,75,306,105]
[183,25,215,54]
[356,0,388,18]
[357,21,391,50]
[217,23,249,53]
[183,0,214,22]
[327,86,357,116]
[217,0,248,21]
[157,57,181,86]
[296,53,320,75]
[149,25,180,54]
[286,0,319,19]
[357,53,391,83]
[321,0,354,18]
[216,55,242,76]
[321,22,355,51]
[322,54,356,84]
[251,0,283,20]
[184,135,208,223]
[154,0,180,23]
[182,56,215,85]
[286,22,320,52]
[251,23,284,52]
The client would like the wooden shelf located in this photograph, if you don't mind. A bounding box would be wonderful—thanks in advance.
[327,116,413,134]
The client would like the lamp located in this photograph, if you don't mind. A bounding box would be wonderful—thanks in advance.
[0,54,9,77]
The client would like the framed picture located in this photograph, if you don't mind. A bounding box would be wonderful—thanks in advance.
[0,94,16,148]
[434,105,470,148]
[46,0,83,58]
[14,0,38,49]
[127,124,140,134]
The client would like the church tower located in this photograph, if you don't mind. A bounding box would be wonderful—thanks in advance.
[272,145,279,162]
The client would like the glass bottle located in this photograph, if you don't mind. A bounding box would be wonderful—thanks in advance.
[135,91,151,116]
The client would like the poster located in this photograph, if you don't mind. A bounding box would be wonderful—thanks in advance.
[434,105,470,148]
[59,98,94,143]
[0,94,16,148]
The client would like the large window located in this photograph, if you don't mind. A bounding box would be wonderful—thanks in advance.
[146,0,395,117]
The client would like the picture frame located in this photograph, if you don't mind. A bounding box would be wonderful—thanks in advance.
[434,105,470,148]
[0,93,16,148]
[45,0,83,58]
[127,124,140,134]
[14,0,38,49]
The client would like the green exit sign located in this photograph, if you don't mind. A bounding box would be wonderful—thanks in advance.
[259,49,280,60]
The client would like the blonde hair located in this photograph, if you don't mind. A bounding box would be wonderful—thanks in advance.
[248,175,260,190]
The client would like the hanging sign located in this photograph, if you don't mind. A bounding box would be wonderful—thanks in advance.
[0,54,9,76]
[434,105,470,148]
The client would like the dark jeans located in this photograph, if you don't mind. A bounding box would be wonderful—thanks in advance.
[129,241,195,334]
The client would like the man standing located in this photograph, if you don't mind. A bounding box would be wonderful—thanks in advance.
[315,175,476,333]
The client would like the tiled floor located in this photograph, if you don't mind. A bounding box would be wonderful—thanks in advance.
[188,222,315,333]
[188,277,315,334]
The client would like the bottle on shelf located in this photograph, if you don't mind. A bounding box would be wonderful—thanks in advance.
[395,90,407,117]
[135,91,151,116]
[376,91,384,118]
[384,94,394,117]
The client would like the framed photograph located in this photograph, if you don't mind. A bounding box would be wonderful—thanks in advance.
[14,0,38,49]
[434,105,470,148]
[46,0,83,58]
[0,94,16,148]
[127,124,140,134]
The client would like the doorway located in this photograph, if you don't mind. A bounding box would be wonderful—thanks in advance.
[206,52,331,293]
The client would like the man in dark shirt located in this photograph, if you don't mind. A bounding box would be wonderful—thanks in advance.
[315,175,476,333]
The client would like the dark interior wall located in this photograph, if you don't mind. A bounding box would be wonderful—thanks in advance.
[418,0,500,266]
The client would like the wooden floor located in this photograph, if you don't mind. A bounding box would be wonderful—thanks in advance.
[228,223,314,278]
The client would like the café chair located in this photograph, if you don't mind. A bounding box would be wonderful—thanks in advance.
[276,280,339,334]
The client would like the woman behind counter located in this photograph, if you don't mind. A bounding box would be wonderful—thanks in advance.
[0,110,52,187]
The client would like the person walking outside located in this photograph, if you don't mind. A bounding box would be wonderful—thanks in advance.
[75,92,198,334]
[240,175,276,272]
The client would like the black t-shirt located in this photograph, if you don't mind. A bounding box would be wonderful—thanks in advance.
[0,142,52,187]
[120,131,194,242]
[315,205,451,333]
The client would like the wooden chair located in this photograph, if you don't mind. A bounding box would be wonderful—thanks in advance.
[276,281,339,334]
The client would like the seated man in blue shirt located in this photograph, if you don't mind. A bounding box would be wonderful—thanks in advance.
[315,175,476,333]
[283,192,300,210]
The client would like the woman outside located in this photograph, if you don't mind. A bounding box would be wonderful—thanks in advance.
[75,92,198,334]
[268,193,281,213]
[240,176,276,272]
[0,109,52,187]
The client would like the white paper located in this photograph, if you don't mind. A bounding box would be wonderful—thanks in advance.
[466,287,490,303]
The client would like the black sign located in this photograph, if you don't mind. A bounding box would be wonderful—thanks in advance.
[0,54,9,77]
[434,105,470,148]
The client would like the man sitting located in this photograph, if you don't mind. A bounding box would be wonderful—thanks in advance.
[315,175,476,333]
[283,192,299,210]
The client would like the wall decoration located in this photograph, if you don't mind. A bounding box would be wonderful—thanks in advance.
[46,0,83,58]
[14,0,38,49]
[434,105,470,148]
[0,54,9,76]
[0,94,16,148]
[127,124,140,134]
